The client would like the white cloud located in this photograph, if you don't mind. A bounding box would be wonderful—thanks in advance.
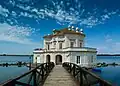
[105,34,113,42]
[80,16,99,27]
[0,23,38,45]
[112,42,120,52]
[106,38,112,42]
[85,34,120,54]
[30,1,119,27]
[96,36,120,54]
[97,46,109,54]
[0,23,41,54]
[1,0,120,28]
[0,5,9,17]
[102,14,110,20]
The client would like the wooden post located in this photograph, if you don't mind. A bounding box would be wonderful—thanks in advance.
[46,63,48,74]
[70,63,72,73]
[73,64,75,77]
[80,70,83,86]
[99,81,104,86]
[33,70,37,86]
[7,81,16,86]
[41,64,44,80]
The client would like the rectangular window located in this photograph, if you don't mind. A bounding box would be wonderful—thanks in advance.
[53,42,56,48]
[91,56,94,63]
[54,42,56,45]
[76,56,81,64]
[47,44,50,50]
[59,43,62,49]
[70,42,74,47]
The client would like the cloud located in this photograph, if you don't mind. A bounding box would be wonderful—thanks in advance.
[0,0,119,28]
[95,35,120,54]
[27,1,120,27]
[111,42,120,53]
[0,5,9,17]
[0,22,41,54]
[105,34,113,42]
[0,23,38,45]
[97,46,109,54]
[0,42,40,54]
[33,1,119,27]
[85,34,120,54]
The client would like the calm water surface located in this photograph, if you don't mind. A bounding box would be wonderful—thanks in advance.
[97,56,120,63]
[0,56,31,83]
[97,56,120,86]
[0,56,120,85]
[0,66,29,83]
[0,56,31,63]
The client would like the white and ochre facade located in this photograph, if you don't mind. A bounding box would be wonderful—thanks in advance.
[33,26,97,67]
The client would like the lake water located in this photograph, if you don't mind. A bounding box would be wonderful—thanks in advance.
[0,56,120,85]
[97,56,120,86]
[0,56,31,84]
[0,56,31,63]
[97,56,120,63]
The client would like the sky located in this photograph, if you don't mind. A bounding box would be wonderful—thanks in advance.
[0,0,120,54]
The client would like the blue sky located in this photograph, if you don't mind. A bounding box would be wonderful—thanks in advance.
[0,0,120,54]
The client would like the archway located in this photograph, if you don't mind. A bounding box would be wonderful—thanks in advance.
[55,55,62,65]
[46,55,50,63]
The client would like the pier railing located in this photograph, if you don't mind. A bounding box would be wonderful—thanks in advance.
[1,62,54,86]
[63,62,112,86]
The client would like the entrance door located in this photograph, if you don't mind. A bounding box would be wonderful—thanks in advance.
[46,55,50,63]
[55,55,62,65]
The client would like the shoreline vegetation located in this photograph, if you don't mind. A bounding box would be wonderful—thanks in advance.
[96,62,120,67]
[0,54,120,56]
[0,61,28,67]
[0,54,33,56]
[97,54,120,56]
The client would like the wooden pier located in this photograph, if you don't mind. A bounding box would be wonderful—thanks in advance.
[43,65,77,86]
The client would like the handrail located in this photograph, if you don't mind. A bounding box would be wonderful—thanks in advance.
[63,62,112,86]
[1,62,54,86]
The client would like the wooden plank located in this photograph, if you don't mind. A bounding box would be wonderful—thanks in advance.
[43,65,78,86]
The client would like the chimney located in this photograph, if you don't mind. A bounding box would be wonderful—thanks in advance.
[53,29,56,34]
[71,26,74,31]
[76,27,79,32]
[80,29,83,33]
[68,25,71,30]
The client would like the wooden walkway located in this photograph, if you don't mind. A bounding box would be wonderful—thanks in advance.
[43,65,78,86]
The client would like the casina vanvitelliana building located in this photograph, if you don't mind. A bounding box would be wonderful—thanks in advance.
[33,26,97,67]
